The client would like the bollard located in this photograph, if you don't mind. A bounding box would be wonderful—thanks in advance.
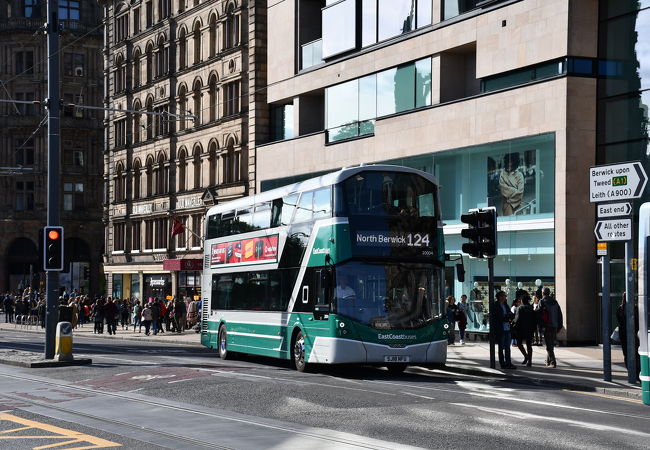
[54,321,74,362]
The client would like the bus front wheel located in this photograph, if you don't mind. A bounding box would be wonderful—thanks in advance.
[292,331,308,372]
[218,325,230,360]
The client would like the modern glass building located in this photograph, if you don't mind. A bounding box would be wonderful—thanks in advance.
[259,0,610,343]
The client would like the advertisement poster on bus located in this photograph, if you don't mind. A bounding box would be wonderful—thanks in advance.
[210,235,279,267]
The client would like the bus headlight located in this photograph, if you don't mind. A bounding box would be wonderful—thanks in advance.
[339,322,346,328]
[443,323,449,329]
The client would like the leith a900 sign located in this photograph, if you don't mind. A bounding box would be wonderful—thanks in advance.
[589,162,647,203]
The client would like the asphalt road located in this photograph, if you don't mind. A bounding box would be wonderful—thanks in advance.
[0,330,648,449]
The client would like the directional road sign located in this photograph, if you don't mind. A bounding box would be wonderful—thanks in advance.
[597,202,632,218]
[590,161,648,203]
[594,218,632,242]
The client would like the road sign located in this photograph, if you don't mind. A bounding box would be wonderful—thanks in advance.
[597,242,607,256]
[597,202,632,218]
[590,161,648,203]
[594,218,632,241]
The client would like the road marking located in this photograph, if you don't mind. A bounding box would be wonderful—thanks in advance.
[401,392,435,400]
[0,412,121,449]
[563,389,643,404]
[452,403,650,438]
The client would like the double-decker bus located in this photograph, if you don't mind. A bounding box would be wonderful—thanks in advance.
[200,165,450,372]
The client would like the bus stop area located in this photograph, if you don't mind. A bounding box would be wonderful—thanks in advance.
[0,321,642,402]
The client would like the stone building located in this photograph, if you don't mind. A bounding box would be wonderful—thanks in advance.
[0,1,104,294]
[101,0,267,300]
[258,0,650,343]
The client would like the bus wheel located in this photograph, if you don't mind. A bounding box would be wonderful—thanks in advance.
[292,331,308,372]
[218,325,230,360]
[387,364,407,374]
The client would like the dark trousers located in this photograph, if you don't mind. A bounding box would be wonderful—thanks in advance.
[497,330,513,367]
[143,320,151,335]
[544,327,557,365]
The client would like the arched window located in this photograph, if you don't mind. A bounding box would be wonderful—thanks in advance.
[133,99,142,143]
[145,43,154,83]
[145,97,154,140]
[178,85,187,131]
[208,75,218,122]
[156,36,168,78]
[114,54,126,92]
[178,148,187,192]
[193,146,201,189]
[192,79,202,126]
[133,48,142,87]
[208,141,217,186]
[145,156,154,197]
[133,159,142,199]
[208,14,217,57]
[223,3,239,49]
[223,138,238,184]
[178,28,187,70]
[155,153,167,195]
[193,21,201,65]
[115,162,126,201]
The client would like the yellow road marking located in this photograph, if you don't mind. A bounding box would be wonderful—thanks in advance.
[0,413,121,449]
[563,389,643,404]
[0,425,33,434]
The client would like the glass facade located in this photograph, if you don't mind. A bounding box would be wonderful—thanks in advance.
[322,0,356,58]
[326,57,432,142]
[598,2,650,327]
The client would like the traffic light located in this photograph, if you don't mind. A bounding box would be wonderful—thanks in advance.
[460,207,497,259]
[43,226,64,271]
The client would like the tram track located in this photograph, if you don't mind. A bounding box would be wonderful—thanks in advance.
[0,370,403,450]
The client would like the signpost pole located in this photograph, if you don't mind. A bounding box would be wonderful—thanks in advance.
[488,257,495,369]
[601,253,611,381]
[625,240,637,383]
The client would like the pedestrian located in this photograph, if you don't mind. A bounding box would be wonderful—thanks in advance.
[510,297,522,347]
[539,287,563,368]
[456,295,468,345]
[132,299,142,333]
[616,292,640,380]
[174,297,187,333]
[68,298,79,329]
[446,296,456,345]
[103,297,118,335]
[494,290,516,369]
[151,298,161,335]
[532,294,543,345]
[512,293,536,366]
[141,302,153,335]
[37,299,46,328]
[3,293,14,323]
[92,300,104,334]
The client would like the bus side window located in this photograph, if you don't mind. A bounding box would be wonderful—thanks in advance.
[271,198,283,227]
[294,191,313,223]
[313,187,332,219]
[280,194,298,225]
[254,202,272,229]
[220,211,235,236]
[207,214,220,239]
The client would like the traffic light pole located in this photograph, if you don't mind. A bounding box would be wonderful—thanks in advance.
[488,257,496,369]
[44,0,60,360]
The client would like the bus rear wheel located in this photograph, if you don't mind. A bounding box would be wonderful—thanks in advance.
[387,363,407,374]
[292,331,308,372]
[218,325,230,360]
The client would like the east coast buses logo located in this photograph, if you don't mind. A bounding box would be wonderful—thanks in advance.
[312,248,331,255]
[378,333,416,340]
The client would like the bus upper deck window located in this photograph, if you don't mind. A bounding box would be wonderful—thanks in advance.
[280,194,298,225]
[313,188,332,219]
[207,214,220,239]
[253,202,272,229]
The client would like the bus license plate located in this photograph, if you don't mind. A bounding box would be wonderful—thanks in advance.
[384,355,409,363]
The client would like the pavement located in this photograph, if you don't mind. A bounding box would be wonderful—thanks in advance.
[0,320,642,401]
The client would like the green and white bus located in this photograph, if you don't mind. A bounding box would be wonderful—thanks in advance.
[200,165,451,372]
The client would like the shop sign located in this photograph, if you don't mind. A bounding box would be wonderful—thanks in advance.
[177,196,203,209]
[163,259,203,271]
[148,277,167,287]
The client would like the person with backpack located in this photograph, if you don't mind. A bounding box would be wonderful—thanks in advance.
[539,287,563,368]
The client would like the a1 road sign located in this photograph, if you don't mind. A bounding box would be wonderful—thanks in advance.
[597,202,632,218]
[590,161,647,203]
[594,218,632,241]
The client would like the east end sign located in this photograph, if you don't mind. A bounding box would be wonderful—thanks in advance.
[162,259,203,271]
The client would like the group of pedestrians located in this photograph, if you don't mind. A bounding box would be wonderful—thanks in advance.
[447,287,563,370]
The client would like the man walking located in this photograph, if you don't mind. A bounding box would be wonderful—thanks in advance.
[539,287,563,368]
[494,290,516,369]
[3,293,14,323]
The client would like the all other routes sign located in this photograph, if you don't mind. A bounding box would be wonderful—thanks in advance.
[589,161,648,203]
[594,218,632,242]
